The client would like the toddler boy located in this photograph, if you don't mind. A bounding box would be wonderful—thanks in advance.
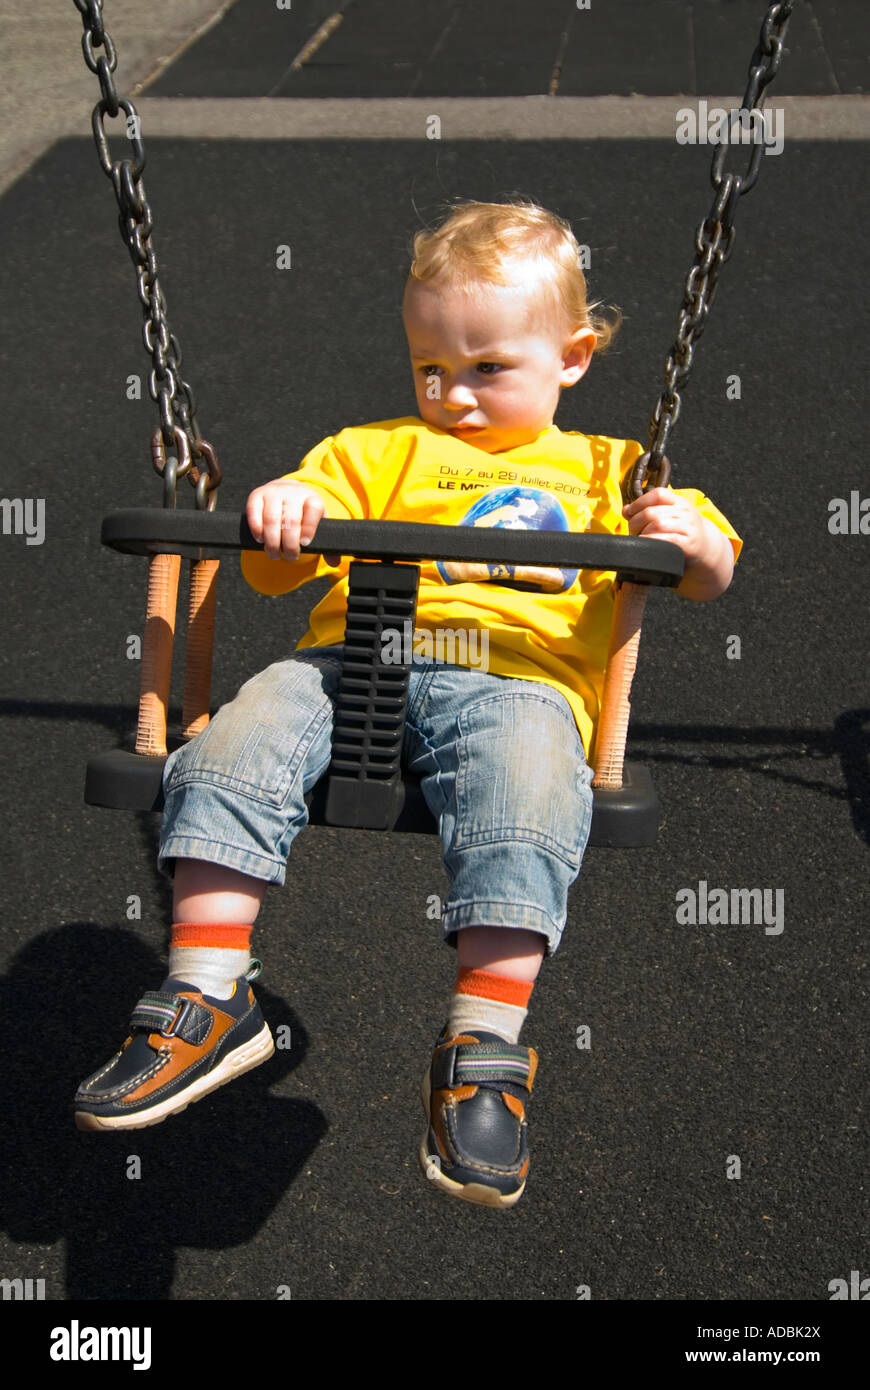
[75,200,740,1208]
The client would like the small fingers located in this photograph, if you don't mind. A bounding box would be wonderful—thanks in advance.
[260,492,298,559]
[247,484,328,561]
[622,486,675,519]
[298,495,325,548]
[245,491,265,543]
[629,508,683,536]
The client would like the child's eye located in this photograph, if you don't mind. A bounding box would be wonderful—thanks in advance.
[476,362,502,375]
[419,365,441,377]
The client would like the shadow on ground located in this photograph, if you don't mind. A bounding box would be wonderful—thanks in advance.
[0,923,326,1299]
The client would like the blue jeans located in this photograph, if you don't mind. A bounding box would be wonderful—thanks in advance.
[158,646,594,956]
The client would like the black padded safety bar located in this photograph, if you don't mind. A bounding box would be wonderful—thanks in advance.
[100,508,685,586]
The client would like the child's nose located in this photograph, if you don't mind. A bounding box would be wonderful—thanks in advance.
[444,380,478,408]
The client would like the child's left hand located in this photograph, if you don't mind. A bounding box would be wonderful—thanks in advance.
[622,487,734,600]
[622,486,708,563]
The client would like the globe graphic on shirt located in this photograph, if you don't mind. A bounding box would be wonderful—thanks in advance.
[436,486,579,592]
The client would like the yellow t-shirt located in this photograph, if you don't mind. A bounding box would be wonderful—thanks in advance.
[241,417,742,755]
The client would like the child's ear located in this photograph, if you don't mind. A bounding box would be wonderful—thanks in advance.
[561,328,596,388]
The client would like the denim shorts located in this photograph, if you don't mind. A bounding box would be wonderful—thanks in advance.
[158,645,594,956]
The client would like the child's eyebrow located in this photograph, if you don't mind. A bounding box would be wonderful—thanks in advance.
[409,347,522,362]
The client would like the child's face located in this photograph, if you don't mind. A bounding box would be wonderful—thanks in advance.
[403,264,596,454]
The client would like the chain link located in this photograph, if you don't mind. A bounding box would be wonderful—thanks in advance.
[626,2,793,500]
[73,0,220,506]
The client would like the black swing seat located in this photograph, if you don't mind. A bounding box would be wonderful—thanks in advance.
[85,508,684,848]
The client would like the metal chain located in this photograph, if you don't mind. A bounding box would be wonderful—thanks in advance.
[626,1,793,500]
[72,0,221,507]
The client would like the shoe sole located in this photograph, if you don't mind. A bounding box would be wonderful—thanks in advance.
[74,1023,275,1132]
[418,1071,525,1210]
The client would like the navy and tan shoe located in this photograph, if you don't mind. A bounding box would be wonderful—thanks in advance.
[419,1028,538,1209]
[74,965,274,1131]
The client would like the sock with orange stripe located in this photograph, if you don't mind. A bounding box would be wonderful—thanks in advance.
[447,967,534,1045]
[166,922,253,1001]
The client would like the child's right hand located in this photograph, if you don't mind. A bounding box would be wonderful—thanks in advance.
[246,478,339,564]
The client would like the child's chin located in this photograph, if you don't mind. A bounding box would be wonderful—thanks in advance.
[457,428,512,453]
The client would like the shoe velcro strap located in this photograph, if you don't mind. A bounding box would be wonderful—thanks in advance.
[130,992,185,1034]
[130,991,212,1043]
[434,1041,533,1091]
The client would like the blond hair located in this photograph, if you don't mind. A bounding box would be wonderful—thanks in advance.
[406,199,621,353]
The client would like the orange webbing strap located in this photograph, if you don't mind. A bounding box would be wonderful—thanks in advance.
[135,552,182,756]
[182,557,220,739]
[591,580,650,789]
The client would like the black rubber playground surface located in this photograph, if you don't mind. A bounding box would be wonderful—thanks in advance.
[0,0,867,1324]
[151,0,866,97]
